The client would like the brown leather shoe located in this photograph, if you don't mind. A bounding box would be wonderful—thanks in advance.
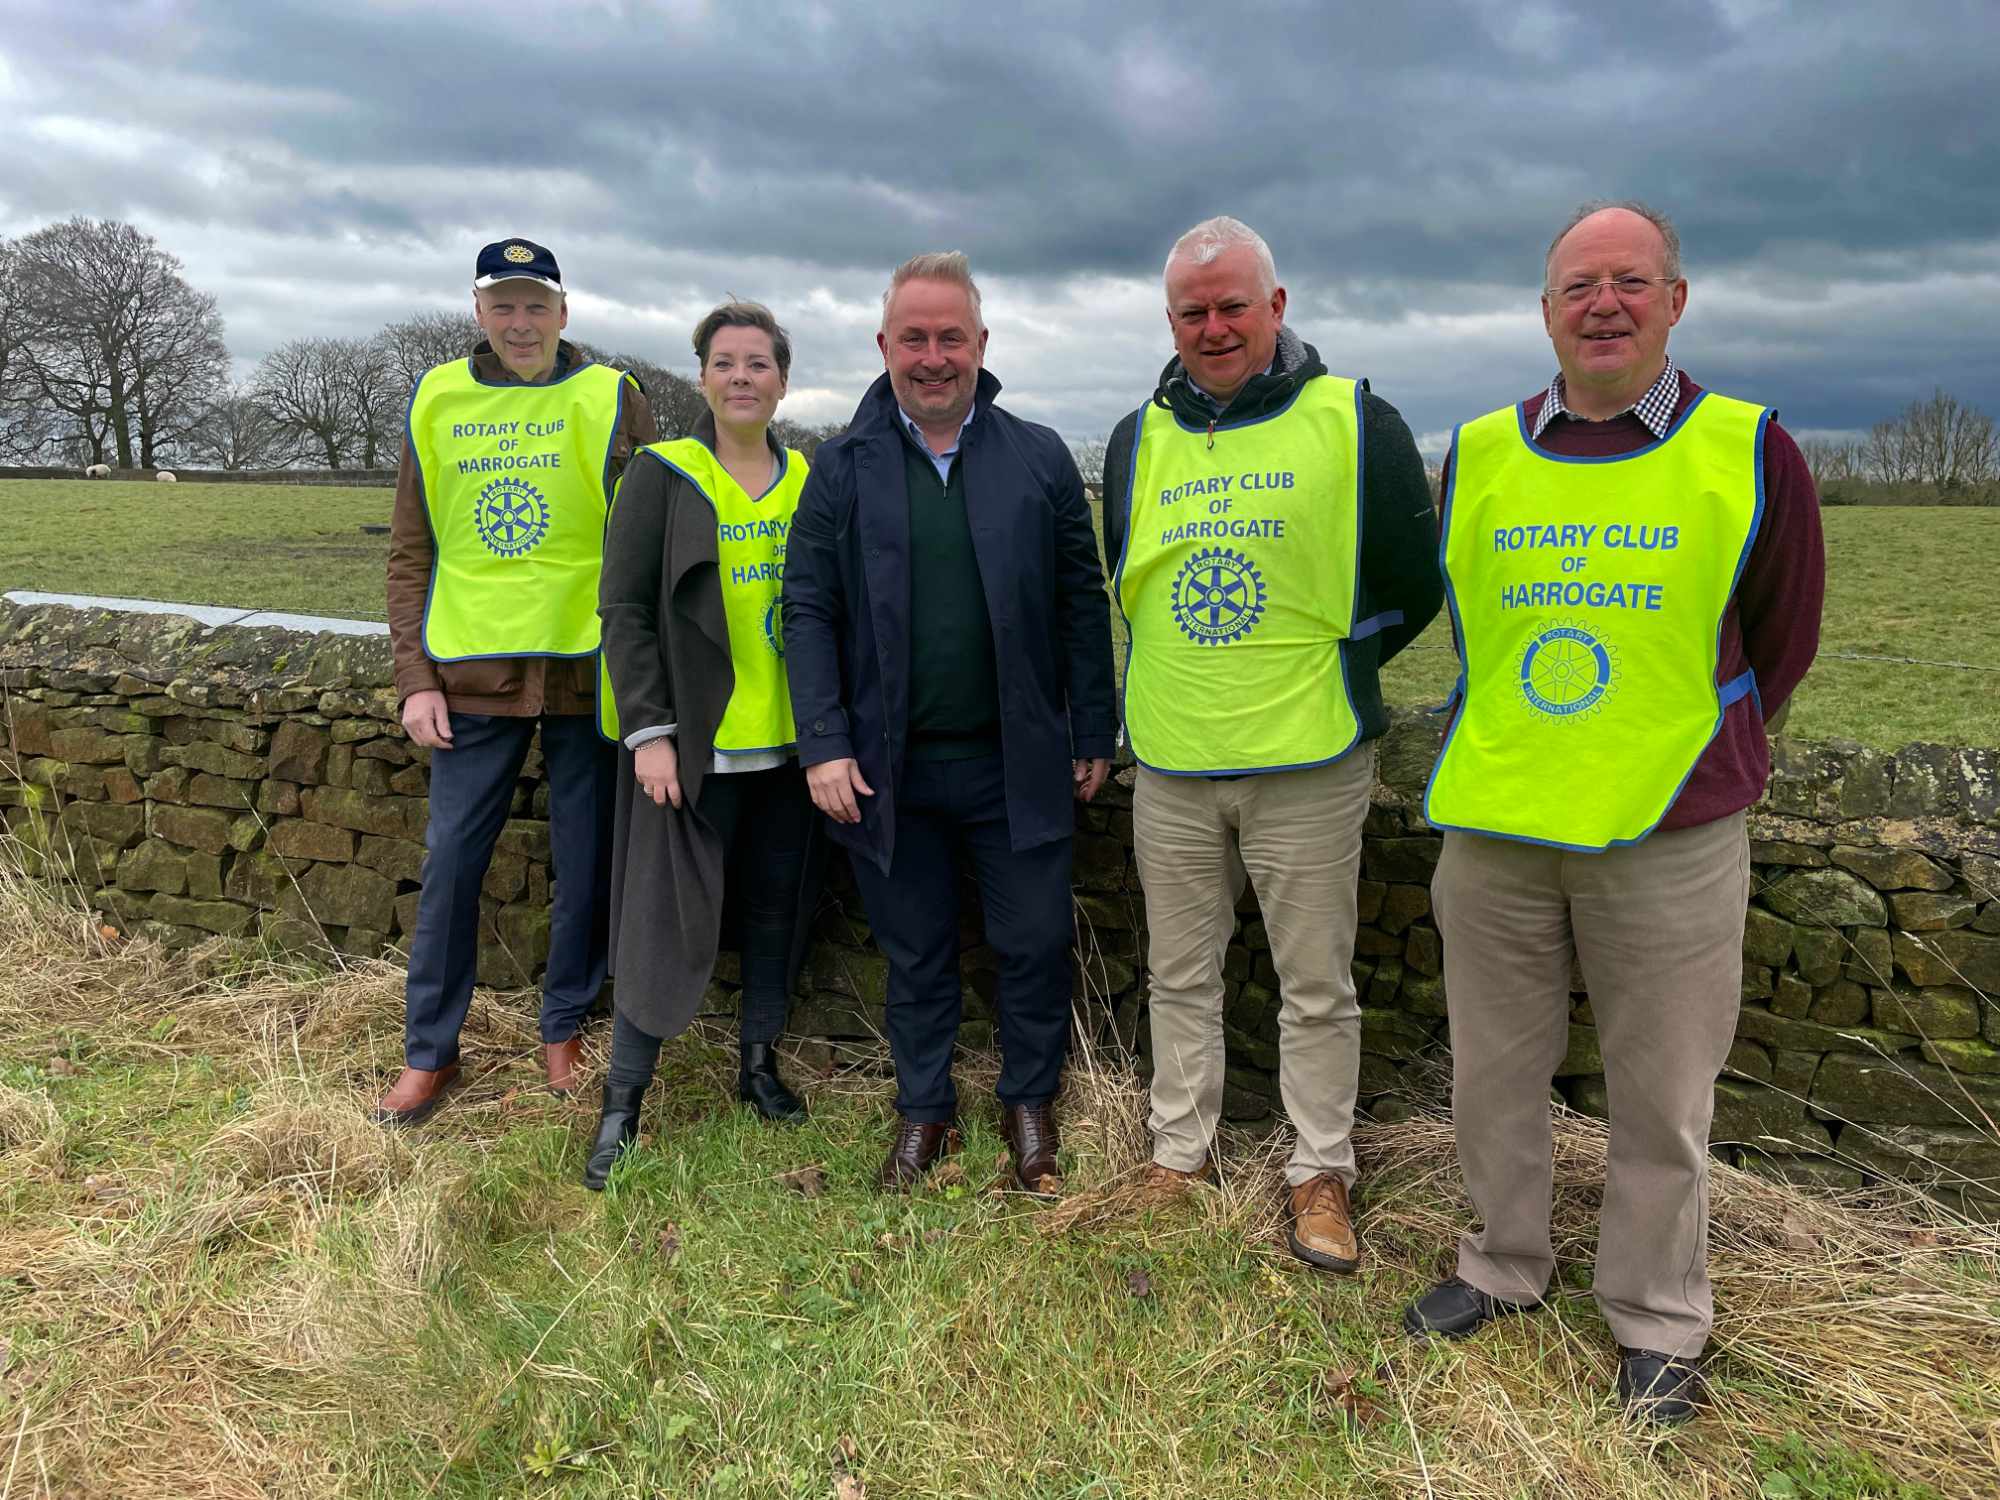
[1286,1172,1360,1273]
[878,1117,960,1192]
[1001,1102,1062,1195]
[371,1064,460,1128]
[1134,1158,1216,1204]
[543,1037,583,1097]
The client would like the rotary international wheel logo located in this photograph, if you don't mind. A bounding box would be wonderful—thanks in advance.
[1518,621,1618,717]
[1169,546,1267,646]
[762,598,785,657]
[473,477,551,557]
[503,243,534,263]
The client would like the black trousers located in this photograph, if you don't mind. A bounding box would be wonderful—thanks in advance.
[849,753,1074,1122]
[608,761,812,1087]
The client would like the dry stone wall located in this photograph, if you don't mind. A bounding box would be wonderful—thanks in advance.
[3,599,1996,1217]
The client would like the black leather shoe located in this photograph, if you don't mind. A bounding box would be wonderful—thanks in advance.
[582,1083,646,1191]
[1618,1347,1703,1425]
[738,1041,806,1122]
[1402,1276,1543,1340]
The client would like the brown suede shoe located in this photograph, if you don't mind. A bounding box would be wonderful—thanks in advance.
[543,1037,583,1097]
[371,1064,460,1128]
[1134,1158,1216,1205]
[1285,1172,1360,1273]
[1001,1102,1062,1195]
[878,1118,960,1192]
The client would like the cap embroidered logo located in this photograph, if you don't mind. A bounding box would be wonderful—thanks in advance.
[503,244,534,263]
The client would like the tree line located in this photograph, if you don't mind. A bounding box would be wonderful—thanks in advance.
[1797,389,1999,503]
[3,215,1990,497]
[0,217,845,473]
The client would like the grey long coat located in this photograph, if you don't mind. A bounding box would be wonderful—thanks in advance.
[598,419,822,1042]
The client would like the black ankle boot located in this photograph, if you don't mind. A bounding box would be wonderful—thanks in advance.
[738,1041,805,1122]
[582,1083,647,1190]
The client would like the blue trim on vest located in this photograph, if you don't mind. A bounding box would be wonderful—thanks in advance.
[416,362,624,665]
[1512,389,1710,463]
[1330,376,1367,751]
[1162,378,1310,434]
[1424,398,1770,852]
[1110,401,1148,751]
[1121,380,1368,775]
[1420,424,1473,823]
[465,353,606,390]
[1133,739,1369,779]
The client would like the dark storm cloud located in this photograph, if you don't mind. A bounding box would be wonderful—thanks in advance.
[3,0,1995,441]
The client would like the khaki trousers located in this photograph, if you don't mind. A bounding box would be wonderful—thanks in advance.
[1134,745,1375,1188]
[1432,814,1749,1357]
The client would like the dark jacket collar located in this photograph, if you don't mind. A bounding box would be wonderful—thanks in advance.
[469,337,583,384]
[849,367,1005,442]
[1151,324,1325,426]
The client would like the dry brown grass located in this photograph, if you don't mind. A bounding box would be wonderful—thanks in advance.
[2,864,1998,1498]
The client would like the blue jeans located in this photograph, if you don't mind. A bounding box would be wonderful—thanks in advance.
[402,711,613,1070]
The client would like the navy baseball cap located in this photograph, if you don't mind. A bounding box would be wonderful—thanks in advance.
[474,238,563,293]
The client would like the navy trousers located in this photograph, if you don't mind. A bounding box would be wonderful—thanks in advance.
[403,711,613,1070]
[848,753,1074,1122]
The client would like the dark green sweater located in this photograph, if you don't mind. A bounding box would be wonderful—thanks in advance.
[903,441,1002,759]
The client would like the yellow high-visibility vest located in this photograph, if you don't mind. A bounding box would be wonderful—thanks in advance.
[409,358,628,661]
[1115,375,1386,773]
[1424,391,1768,849]
[596,438,808,753]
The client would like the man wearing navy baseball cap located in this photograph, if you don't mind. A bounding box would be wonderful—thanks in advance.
[377,239,659,1126]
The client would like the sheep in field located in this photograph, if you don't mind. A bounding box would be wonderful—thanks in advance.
[155,470,177,483]
[84,463,110,478]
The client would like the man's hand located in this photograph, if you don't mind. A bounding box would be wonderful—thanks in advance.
[1073,757,1110,802]
[806,757,875,824]
[401,689,454,750]
[634,738,682,808]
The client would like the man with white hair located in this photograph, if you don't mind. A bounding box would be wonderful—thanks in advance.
[784,252,1116,1193]
[1407,200,1824,1425]
[1102,217,1442,1271]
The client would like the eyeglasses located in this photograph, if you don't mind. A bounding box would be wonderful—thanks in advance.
[1547,275,1673,307]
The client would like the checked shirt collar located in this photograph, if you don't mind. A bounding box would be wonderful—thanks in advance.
[1532,355,1679,442]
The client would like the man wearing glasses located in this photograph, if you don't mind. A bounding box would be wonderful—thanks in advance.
[1406,202,1824,1424]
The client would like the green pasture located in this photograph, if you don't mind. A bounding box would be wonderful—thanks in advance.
[4,480,1996,747]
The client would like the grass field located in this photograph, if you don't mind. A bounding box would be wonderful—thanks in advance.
[5,478,394,621]
[4,480,1997,747]
[1,869,1994,1499]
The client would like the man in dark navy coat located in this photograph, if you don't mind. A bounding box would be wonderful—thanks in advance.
[783,251,1116,1193]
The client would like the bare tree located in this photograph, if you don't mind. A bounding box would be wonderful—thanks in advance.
[253,337,365,468]
[1862,389,1998,493]
[770,417,848,460]
[573,342,707,437]
[1797,438,1864,488]
[1900,388,1998,492]
[1069,435,1108,488]
[378,308,482,393]
[9,217,227,468]
[187,382,293,470]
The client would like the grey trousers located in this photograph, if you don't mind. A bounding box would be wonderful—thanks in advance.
[1135,745,1375,1188]
[1432,813,1749,1357]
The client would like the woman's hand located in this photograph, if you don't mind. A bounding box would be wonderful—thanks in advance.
[634,738,682,808]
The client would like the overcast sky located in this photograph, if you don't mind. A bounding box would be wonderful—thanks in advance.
[4,0,1996,452]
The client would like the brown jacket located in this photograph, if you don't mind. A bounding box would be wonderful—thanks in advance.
[386,339,660,715]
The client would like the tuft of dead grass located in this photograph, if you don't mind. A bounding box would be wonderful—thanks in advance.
[0,1080,64,1169]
